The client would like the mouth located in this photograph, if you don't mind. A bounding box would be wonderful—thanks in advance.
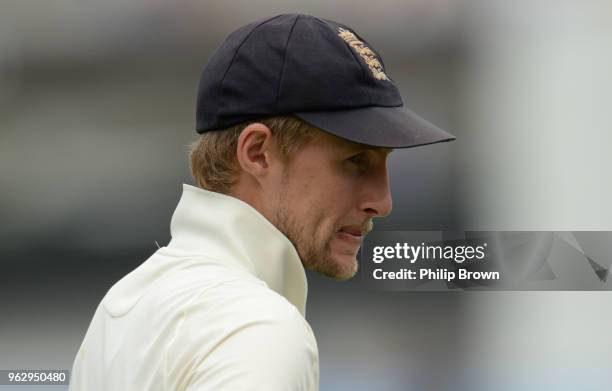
[338,225,366,237]
[336,225,368,245]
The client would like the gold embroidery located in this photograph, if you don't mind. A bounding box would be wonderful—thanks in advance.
[337,27,388,81]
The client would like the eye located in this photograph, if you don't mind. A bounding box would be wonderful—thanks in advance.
[347,153,364,164]
[346,153,368,169]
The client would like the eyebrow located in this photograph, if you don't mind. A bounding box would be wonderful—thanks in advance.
[327,132,393,155]
[352,144,393,155]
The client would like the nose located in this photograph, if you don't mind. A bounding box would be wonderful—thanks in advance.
[359,164,393,218]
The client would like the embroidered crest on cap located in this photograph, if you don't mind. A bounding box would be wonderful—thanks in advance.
[337,27,388,81]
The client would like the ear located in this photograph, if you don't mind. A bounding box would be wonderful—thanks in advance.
[236,122,278,181]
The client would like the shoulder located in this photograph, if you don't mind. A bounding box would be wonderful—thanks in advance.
[187,302,319,390]
[176,275,316,347]
[165,277,319,390]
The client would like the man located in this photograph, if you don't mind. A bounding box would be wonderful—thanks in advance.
[69,13,454,390]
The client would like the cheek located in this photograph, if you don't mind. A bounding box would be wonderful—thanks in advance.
[317,180,357,218]
[312,192,355,239]
[287,187,337,237]
[285,163,357,229]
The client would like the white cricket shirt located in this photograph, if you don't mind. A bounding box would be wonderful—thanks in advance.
[69,184,319,390]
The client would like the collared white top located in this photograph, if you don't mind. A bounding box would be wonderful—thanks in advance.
[69,184,319,390]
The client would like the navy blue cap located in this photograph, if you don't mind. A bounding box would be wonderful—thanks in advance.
[196,13,455,148]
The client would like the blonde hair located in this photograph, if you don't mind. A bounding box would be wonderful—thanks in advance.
[189,115,319,194]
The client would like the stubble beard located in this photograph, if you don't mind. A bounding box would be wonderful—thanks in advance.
[274,177,358,281]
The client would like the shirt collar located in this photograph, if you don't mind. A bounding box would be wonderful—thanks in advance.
[167,184,308,316]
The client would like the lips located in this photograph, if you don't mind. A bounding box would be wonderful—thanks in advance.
[339,225,365,237]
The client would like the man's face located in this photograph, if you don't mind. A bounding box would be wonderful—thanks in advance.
[271,130,393,280]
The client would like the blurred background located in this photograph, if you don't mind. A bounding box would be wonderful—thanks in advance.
[2,0,612,390]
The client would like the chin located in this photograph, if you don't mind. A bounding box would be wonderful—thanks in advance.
[301,242,360,280]
[326,254,359,281]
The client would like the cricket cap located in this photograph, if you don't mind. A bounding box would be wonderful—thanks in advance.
[196,13,455,148]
